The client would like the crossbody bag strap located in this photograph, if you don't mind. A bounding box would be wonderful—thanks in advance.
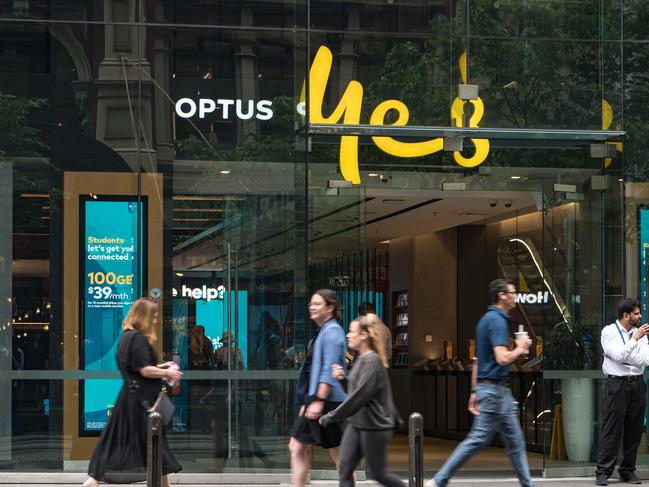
[117,330,138,384]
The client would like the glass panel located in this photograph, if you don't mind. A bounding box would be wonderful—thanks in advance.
[1,16,307,472]
[309,0,455,34]
[470,0,620,40]
[167,379,294,471]
[0,1,307,28]
[162,23,305,470]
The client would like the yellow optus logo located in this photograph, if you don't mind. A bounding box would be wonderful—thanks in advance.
[307,46,490,184]
[601,99,622,168]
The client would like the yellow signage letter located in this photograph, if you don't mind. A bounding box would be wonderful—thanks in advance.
[309,46,363,184]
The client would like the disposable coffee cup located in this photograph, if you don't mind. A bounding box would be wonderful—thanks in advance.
[514,331,530,355]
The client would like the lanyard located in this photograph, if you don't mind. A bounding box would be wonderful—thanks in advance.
[615,321,633,345]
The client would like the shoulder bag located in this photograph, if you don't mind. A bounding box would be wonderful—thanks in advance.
[147,386,175,426]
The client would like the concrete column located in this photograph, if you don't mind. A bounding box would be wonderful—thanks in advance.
[153,21,174,162]
[234,7,258,143]
[337,8,360,100]
[96,0,156,172]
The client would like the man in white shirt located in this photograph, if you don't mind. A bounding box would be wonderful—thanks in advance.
[596,299,649,486]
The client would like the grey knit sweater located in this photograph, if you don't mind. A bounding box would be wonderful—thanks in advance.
[319,351,396,430]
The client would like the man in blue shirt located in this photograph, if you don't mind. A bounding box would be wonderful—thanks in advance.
[426,279,534,487]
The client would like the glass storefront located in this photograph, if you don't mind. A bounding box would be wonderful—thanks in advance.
[0,0,647,478]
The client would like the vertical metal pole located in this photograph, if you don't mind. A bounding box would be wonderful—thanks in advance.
[147,412,162,487]
[409,412,424,487]
[227,243,232,459]
[233,246,239,458]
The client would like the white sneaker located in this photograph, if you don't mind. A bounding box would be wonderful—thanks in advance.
[424,479,439,487]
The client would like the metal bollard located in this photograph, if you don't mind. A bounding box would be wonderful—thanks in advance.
[147,411,162,487]
[409,412,424,487]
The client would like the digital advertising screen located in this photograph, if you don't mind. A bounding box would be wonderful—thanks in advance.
[79,196,147,435]
[640,206,649,319]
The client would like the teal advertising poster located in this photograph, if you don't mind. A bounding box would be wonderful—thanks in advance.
[80,196,146,434]
[641,207,649,319]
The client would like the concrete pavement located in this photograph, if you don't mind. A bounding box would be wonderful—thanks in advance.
[0,472,611,487]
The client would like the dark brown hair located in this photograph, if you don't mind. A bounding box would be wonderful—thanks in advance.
[312,289,342,322]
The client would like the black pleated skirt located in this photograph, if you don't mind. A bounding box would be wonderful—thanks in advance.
[290,401,344,449]
[87,387,182,483]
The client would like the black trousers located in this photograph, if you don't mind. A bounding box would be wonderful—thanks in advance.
[339,424,405,487]
[596,377,646,477]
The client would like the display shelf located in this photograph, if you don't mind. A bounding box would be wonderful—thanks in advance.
[391,290,409,368]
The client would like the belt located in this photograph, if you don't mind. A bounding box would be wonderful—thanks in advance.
[607,375,643,381]
[477,378,510,387]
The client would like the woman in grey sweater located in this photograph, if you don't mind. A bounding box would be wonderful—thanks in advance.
[319,314,405,487]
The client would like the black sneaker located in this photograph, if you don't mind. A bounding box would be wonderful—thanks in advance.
[595,474,609,486]
[620,473,642,484]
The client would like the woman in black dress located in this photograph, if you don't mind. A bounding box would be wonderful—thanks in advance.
[83,298,183,487]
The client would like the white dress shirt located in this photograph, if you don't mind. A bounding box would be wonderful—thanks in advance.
[601,321,649,376]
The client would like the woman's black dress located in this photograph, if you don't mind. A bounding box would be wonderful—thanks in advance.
[88,330,182,483]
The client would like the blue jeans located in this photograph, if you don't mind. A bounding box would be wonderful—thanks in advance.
[434,384,535,487]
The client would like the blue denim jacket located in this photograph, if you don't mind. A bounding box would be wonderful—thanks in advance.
[296,319,347,405]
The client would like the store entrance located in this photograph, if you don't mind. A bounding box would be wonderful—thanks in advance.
[307,181,578,475]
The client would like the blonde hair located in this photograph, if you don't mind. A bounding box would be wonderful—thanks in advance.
[358,313,391,368]
[122,298,158,344]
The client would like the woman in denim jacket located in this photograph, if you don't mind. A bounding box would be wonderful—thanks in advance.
[289,289,347,487]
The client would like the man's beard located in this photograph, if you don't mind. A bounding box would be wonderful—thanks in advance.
[631,318,641,328]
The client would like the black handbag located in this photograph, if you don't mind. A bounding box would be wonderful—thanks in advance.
[147,387,175,426]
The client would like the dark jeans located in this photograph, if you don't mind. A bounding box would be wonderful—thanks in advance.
[596,377,646,477]
[339,424,405,487]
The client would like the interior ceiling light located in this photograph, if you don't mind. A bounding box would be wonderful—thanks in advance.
[175,272,184,277]
[368,173,379,177]
[380,240,390,244]
[173,195,245,201]
[220,170,231,174]
[173,208,224,213]
[510,176,521,180]
[19,193,49,198]
[172,218,215,222]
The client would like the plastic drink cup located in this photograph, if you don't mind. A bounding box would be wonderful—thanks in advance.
[514,327,529,355]
[164,361,180,386]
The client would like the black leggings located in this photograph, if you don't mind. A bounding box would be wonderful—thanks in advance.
[339,424,405,487]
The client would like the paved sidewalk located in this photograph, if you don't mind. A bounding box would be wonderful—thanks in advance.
[0,481,612,487]
[0,474,611,487]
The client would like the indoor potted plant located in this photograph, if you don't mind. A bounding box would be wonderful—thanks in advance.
[546,317,598,462]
